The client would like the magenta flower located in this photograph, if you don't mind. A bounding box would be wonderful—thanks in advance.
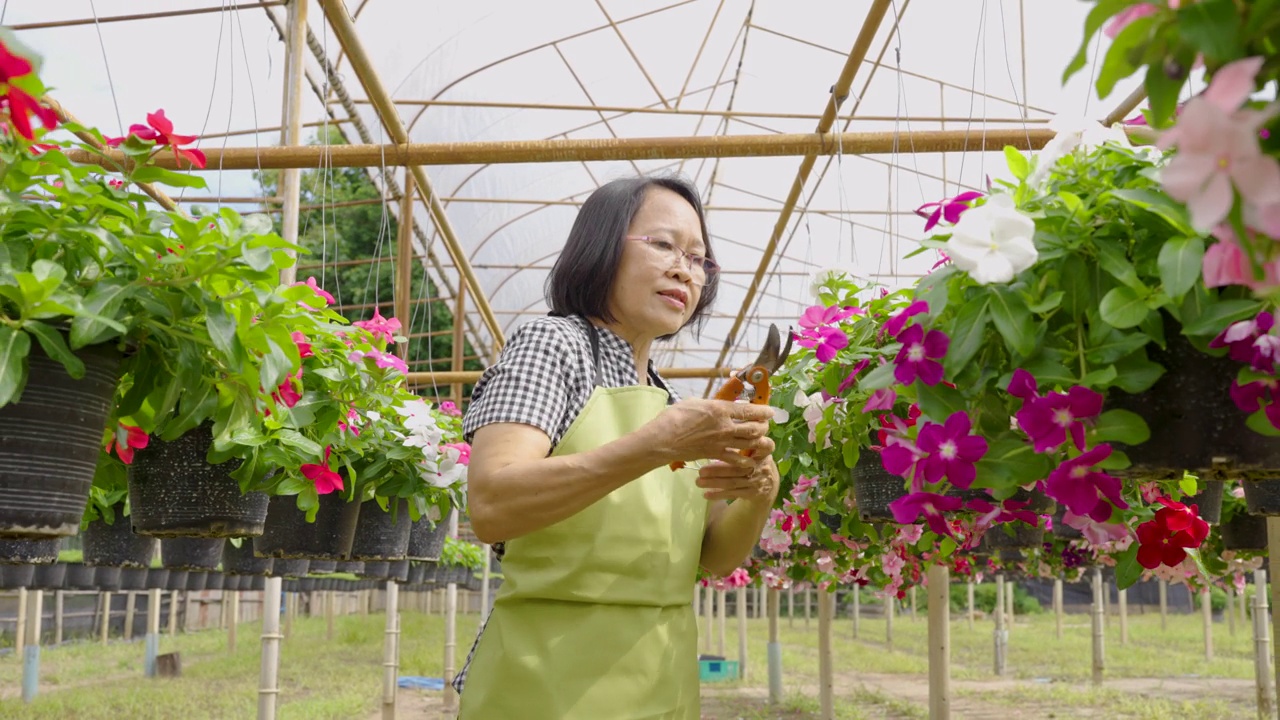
[966,497,1040,528]
[354,309,402,346]
[1103,3,1158,39]
[1012,384,1104,453]
[351,348,409,375]
[884,300,929,339]
[1210,311,1278,370]
[795,325,849,364]
[893,324,949,386]
[301,446,344,495]
[863,387,897,412]
[914,191,983,232]
[914,411,988,489]
[879,440,922,483]
[1230,378,1280,431]
[291,330,313,359]
[439,400,462,417]
[292,276,335,306]
[888,492,963,537]
[838,359,870,394]
[799,304,859,330]
[443,442,471,466]
[1043,444,1128,519]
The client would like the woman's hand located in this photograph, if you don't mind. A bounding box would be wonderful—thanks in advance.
[694,441,779,502]
[647,398,775,469]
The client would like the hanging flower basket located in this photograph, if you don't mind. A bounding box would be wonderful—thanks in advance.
[406,562,429,584]
[31,562,66,590]
[222,539,273,576]
[145,568,170,590]
[254,493,361,560]
[0,537,60,564]
[1241,479,1280,516]
[119,567,148,590]
[204,573,225,591]
[851,451,902,522]
[94,567,122,591]
[406,507,454,561]
[336,561,365,575]
[358,561,390,580]
[128,426,270,538]
[83,512,156,568]
[160,537,224,571]
[0,342,122,539]
[185,571,208,591]
[64,563,97,590]
[350,499,412,561]
[164,570,188,591]
[271,559,311,578]
[0,564,34,589]
[1220,513,1268,550]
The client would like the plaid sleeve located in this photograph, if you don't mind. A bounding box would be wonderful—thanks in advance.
[462,317,579,444]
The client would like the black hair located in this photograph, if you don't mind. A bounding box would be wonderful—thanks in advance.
[544,174,717,338]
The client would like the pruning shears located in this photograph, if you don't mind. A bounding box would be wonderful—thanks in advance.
[670,324,793,471]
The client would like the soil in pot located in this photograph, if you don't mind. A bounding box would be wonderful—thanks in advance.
[161,537,224,571]
[254,493,360,560]
[1110,313,1280,476]
[349,499,412,561]
[407,508,454,561]
[0,537,60,564]
[84,514,157,568]
[0,341,121,538]
[223,539,273,576]
[129,425,269,538]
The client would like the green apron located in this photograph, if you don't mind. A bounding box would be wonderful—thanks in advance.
[458,375,708,718]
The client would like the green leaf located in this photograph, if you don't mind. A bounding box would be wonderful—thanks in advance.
[974,438,1053,489]
[987,287,1036,358]
[1097,15,1157,98]
[167,383,218,439]
[1114,543,1144,590]
[914,266,954,318]
[1157,236,1204,299]
[0,326,31,406]
[1099,286,1150,329]
[240,245,275,273]
[23,321,85,379]
[1144,61,1187,129]
[1093,409,1151,445]
[1179,474,1198,497]
[1020,352,1076,390]
[30,259,66,294]
[943,299,989,376]
[1246,411,1280,437]
[276,429,324,459]
[69,281,131,349]
[129,166,207,189]
[1004,147,1029,180]
[1177,0,1242,61]
[1086,330,1150,365]
[1111,188,1195,236]
[205,302,238,360]
[1063,0,1145,84]
[915,382,966,424]
[1181,298,1260,337]
[1095,241,1145,291]
[1027,291,1064,314]
[859,361,898,391]
[1079,365,1118,387]
[1059,254,1095,318]
[1111,352,1165,393]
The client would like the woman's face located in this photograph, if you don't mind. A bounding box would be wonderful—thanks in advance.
[605,186,707,342]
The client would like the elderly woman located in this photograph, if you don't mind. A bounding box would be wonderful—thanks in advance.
[454,175,779,719]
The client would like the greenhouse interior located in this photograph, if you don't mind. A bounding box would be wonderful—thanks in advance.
[0,1,1278,718]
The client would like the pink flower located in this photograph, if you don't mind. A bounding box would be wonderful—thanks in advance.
[799,304,858,330]
[884,300,929,339]
[795,325,848,364]
[1012,383,1104,454]
[1158,57,1280,232]
[351,349,409,375]
[338,407,361,436]
[1203,225,1280,291]
[892,324,949,386]
[791,475,818,504]
[439,401,462,417]
[913,411,988,489]
[888,492,962,537]
[914,191,983,233]
[354,309,402,346]
[106,423,149,465]
[106,109,206,169]
[443,442,471,466]
[1044,444,1128,519]
[1210,311,1278,369]
[301,446,344,495]
[271,370,303,409]
[291,331,313,359]
[862,387,897,412]
[292,276,335,307]
[726,568,752,588]
[1103,3,1159,39]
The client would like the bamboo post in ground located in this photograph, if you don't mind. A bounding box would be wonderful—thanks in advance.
[1253,570,1273,720]
[145,588,161,677]
[928,564,951,720]
[702,585,713,651]
[1054,578,1064,640]
[1202,587,1214,662]
[1159,579,1169,631]
[852,588,860,639]
[804,587,811,630]
[1269,516,1280,704]
[21,589,42,703]
[54,590,63,646]
[480,544,492,617]
[443,511,460,713]
[818,590,835,720]
[886,595,895,652]
[767,588,782,705]
[382,580,400,720]
[1102,577,1110,629]
[1006,579,1016,635]
[1119,587,1129,645]
[760,585,768,620]
[326,590,335,641]
[1242,583,1251,631]
[1091,567,1105,686]
[169,590,179,637]
[15,587,26,656]
[258,576,284,720]
[993,575,1007,676]
[284,591,294,639]
[737,588,748,680]
[100,591,111,645]
[124,591,136,641]
[717,588,727,657]
[1230,588,1237,637]
[968,581,975,631]
[788,587,794,628]
[228,590,239,654]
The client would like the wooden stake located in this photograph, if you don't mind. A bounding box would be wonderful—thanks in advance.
[967,581,975,631]
[99,591,111,645]
[443,512,460,713]
[787,587,794,628]
[169,591,179,637]
[767,588,782,705]
[804,587,811,630]
[276,0,307,285]
[229,591,239,654]
[911,585,918,621]
[737,588,748,680]
[1253,570,1274,720]
[760,585,767,620]
[124,592,136,641]
[382,581,400,720]
[702,584,713,651]
[21,589,41,703]
[886,594,895,653]
[852,587,860,639]
[53,590,63,646]
[15,587,26,656]
[927,565,951,720]
[1119,587,1129,646]
[717,588,727,657]
[1054,578,1063,640]
[258,576,284,720]
[818,590,835,720]
[1159,579,1169,631]
[1091,567,1105,686]
[145,588,161,677]
[1006,579,1015,636]
[993,575,1007,676]
[1230,588,1237,637]
[1202,587,1214,662]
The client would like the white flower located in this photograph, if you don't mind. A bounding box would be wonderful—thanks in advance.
[943,194,1038,284]
[1028,115,1131,187]
[808,267,850,299]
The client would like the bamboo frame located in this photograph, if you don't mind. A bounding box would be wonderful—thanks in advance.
[67,127,1064,171]
[1103,85,1148,126]
[277,0,308,287]
[9,2,286,31]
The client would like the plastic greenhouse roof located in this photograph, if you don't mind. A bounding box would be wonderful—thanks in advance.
[5,0,1147,399]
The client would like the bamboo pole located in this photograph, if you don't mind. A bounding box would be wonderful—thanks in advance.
[886,595,895,653]
[1054,579,1063,639]
[382,581,400,720]
[1230,588,1238,637]
[21,590,41,703]
[100,591,111,645]
[717,589,727,657]
[169,591,179,637]
[1007,579,1015,636]
[124,592,136,641]
[968,581,975,631]
[910,585,918,621]
[767,588,782,705]
[928,565,951,720]
[229,590,239,654]
[145,588,161,677]
[276,0,307,286]
[704,585,714,651]
[15,587,26,656]
[1091,568,1105,686]
[1202,587,1215,662]
[1159,579,1169,631]
[787,587,794,628]
[993,575,1007,676]
[452,285,467,403]
[10,1,285,30]
[443,511,460,713]
[1254,570,1274,720]
[1119,587,1129,646]
[737,588,748,680]
[818,590,835,720]
[804,587,811,630]
[258,577,284,720]
[852,587,860,639]
[53,590,63,646]
[317,0,505,350]
[1103,84,1149,126]
[67,127,1083,173]
[395,167,414,361]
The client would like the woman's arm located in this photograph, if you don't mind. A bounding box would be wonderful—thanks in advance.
[467,399,775,545]
[697,454,780,577]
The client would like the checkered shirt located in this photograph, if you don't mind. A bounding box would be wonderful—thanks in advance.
[453,314,681,695]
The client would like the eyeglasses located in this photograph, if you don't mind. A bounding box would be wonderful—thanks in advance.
[624,235,719,286]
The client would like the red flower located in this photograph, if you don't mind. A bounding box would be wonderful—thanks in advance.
[106,423,149,465]
[271,370,303,408]
[0,42,56,140]
[300,446,344,495]
[106,109,206,169]
[291,331,313,359]
[1135,497,1209,569]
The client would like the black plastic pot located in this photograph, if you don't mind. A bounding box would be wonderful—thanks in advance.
[94,566,122,591]
[349,500,412,561]
[145,568,170,590]
[204,573,224,591]
[387,559,410,583]
[119,567,149,590]
[160,537,224,571]
[64,563,97,590]
[0,564,34,589]
[129,426,270,538]
[84,513,157,568]
[222,539,273,576]
[186,571,208,591]
[406,508,454,561]
[283,579,300,593]
[0,341,121,538]
[165,570,188,590]
[850,449,903,522]
[359,561,390,579]
[336,561,365,575]
[407,562,429,584]
[272,559,310,578]
[297,578,317,592]
[1111,314,1280,477]
[31,562,66,590]
[309,560,338,574]
[1221,513,1268,550]
[980,523,1044,552]
[1242,480,1280,516]
[0,537,60,564]
[247,575,266,592]
[1191,480,1225,524]
[254,493,360,560]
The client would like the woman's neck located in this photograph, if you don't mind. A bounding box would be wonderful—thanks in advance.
[591,317,653,384]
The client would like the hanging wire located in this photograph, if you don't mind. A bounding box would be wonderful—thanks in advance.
[955,0,990,196]
[87,0,125,138]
